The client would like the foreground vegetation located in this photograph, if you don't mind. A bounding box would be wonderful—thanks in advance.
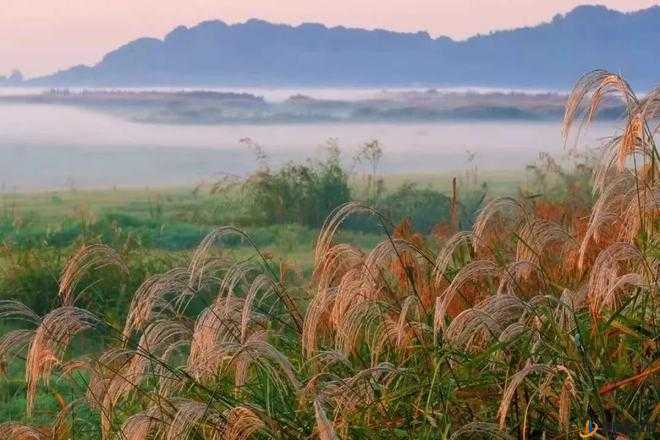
[0,71,657,439]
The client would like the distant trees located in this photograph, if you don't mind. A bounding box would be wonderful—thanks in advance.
[9,69,23,82]
[0,69,24,84]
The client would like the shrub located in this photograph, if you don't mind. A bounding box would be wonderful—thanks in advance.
[377,182,451,233]
[244,144,351,227]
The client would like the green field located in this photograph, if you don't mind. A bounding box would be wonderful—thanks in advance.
[0,169,523,260]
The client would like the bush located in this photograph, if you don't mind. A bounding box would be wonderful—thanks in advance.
[244,145,351,227]
[0,247,63,315]
[377,182,452,233]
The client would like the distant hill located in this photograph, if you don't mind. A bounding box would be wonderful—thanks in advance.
[16,4,660,89]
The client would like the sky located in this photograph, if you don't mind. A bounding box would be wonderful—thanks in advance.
[2,0,658,77]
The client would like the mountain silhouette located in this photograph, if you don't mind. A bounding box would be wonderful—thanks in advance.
[21,4,660,89]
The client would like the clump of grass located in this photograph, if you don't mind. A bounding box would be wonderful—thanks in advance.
[0,71,657,439]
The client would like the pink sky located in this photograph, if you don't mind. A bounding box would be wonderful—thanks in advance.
[2,0,658,77]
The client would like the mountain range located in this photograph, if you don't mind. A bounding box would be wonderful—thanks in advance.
[11,4,660,89]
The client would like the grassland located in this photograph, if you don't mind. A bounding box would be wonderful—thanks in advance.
[0,71,657,439]
[0,169,521,262]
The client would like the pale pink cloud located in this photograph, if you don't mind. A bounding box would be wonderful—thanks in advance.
[1,0,657,76]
